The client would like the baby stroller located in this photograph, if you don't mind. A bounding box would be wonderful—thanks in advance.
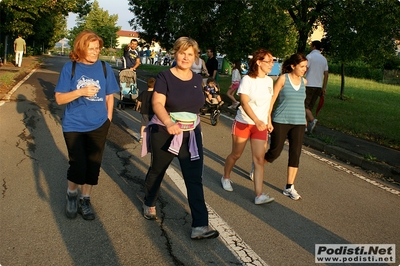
[199,92,221,126]
[117,69,138,110]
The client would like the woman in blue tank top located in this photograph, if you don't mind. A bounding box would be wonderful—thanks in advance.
[264,53,308,201]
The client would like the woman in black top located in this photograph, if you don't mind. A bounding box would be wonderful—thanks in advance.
[141,37,219,240]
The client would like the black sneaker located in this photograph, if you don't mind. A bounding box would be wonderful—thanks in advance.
[65,192,78,219]
[78,197,95,220]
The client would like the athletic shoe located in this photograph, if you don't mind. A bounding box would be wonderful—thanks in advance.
[307,119,318,133]
[228,102,239,109]
[142,204,157,220]
[221,177,233,191]
[282,185,302,200]
[254,193,275,205]
[249,163,254,181]
[191,226,219,240]
[78,197,95,220]
[65,191,78,219]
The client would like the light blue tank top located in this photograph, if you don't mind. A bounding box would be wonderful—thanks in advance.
[272,73,306,125]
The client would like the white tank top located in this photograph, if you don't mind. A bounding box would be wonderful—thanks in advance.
[191,58,203,74]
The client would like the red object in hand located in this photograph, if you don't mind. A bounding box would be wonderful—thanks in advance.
[316,94,324,116]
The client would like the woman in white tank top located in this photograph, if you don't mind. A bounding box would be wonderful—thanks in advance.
[191,55,209,76]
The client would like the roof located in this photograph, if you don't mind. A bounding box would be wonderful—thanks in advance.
[117,30,139,38]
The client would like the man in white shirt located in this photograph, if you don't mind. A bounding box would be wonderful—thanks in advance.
[305,40,328,133]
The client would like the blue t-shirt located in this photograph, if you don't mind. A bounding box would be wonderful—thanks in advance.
[55,60,120,132]
[155,69,204,114]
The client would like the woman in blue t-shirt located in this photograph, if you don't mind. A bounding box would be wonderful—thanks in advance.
[264,53,308,201]
[141,37,219,240]
[54,30,119,220]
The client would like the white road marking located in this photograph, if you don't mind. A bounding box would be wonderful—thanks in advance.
[302,149,400,196]
[166,167,269,266]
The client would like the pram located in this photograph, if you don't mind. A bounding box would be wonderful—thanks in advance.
[200,99,221,126]
[117,69,138,110]
[199,88,221,126]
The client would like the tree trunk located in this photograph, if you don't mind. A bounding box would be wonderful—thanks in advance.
[340,62,345,100]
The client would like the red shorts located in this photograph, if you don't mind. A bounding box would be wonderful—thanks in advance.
[230,81,239,90]
[232,120,268,140]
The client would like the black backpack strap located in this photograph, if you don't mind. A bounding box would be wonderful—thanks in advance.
[71,61,76,80]
[71,60,107,79]
[101,60,107,79]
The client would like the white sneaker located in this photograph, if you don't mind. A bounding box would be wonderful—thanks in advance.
[249,163,254,181]
[255,193,275,205]
[221,177,233,191]
[282,185,302,200]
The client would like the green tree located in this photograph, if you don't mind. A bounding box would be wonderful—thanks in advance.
[68,0,120,49]
[320,0,400,98]
[0,0,91,61]
[127,0,297,61]
[279,0,332,54]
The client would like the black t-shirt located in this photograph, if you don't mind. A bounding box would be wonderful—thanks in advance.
[206,56,218,78]
[154,70,205,114]
[137,90,154,115]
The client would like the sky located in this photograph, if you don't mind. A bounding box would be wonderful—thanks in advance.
[67,0,134,30]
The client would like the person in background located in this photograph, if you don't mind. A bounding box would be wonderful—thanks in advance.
[204,77,224,106]
[150,50,156,64]
[145,48,151,64]
[205,47,219,82]
[54,30,120,220]
[305,40,328,133]
[123,39,140,71]
[264,53,308,200]
[191,51,209,77]
[227,61,241,109]
[141,36,219,240]
[136,77,156,144]
[221,48,275,205]
[14,33,26,67]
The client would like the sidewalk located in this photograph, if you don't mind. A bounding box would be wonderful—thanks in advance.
[2,60,399,183]
[0,56,41,100]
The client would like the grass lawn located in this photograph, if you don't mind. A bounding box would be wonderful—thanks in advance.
[135,64,400,150]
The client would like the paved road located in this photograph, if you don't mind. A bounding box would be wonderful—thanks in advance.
[1,56,399,265]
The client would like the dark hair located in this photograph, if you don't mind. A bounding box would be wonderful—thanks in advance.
[206,77,216,84]
[232,60,240,71]
[247,48,272,78]
[311,40,322,50]
[147,77,156,88]
[281,53,307,74]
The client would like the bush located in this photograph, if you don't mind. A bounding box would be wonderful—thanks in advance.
[329,60,383,82]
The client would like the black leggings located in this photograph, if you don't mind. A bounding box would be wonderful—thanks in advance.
[264,122,305,167]
[63,119,110,185]
[144,125,208,227]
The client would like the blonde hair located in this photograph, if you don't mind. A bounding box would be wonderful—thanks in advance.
[172,37,199,59]
[69,30,103,62]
